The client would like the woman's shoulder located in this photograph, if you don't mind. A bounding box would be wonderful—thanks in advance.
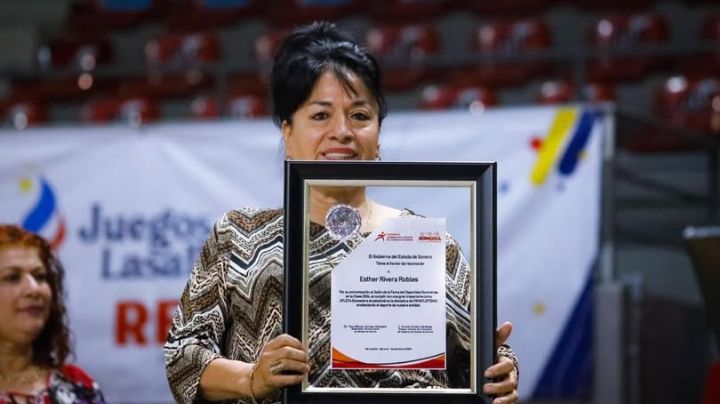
[216,207,284,234]
[53,364,105,403]
[398,208,421,218]
[56,364,96,387]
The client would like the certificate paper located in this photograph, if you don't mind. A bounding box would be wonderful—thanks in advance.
[331,217,447,370]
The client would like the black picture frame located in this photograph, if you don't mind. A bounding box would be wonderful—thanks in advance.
[283,160,497,404]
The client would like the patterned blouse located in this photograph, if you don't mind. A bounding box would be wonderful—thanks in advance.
[165,208,507,404]
[0,364,105,404]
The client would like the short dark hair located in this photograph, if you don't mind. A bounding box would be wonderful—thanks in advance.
[0,224,71,368]
[271,21,387,127]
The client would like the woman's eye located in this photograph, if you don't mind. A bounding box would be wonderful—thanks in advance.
[312,112,328,120]
[352,112,370,121]
[34,272,49,282]
[1,273,20,283]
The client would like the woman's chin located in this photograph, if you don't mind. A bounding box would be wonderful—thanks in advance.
[13,321,48,343]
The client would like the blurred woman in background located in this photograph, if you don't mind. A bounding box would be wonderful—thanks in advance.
[0,224,105,403]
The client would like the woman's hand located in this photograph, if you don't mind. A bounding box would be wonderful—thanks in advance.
[483,322,519,404]
[250,334,310,400]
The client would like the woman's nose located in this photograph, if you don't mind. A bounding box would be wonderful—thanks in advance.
[23,273,41,291]
[332,115,354,140]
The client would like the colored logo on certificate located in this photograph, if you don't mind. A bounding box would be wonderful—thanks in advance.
[379,232,413,242]
[418,232,442,242]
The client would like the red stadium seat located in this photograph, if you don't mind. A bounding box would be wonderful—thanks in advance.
[683,14,720,79]
[188,92,267,120]
[37,37,113,71]
[587,13,670,82]
[8,75,111,103]
[536,80,616,104]
[116,71,214,99]
[80,97,160,124]
[466,0,551,16]
[367,0,450,22]
[365,24,439,91]
[254,30,289,64]
[189,95,221,119]
[228,72,269,97]
[265,0,358,25]
[654,76,720,133]
[227,94,267,119]
[65,0,161,34]
[451,18,552,88]
[114,98,160,123]
[4,102,49,129]
[164,0,262,30]
[419,84,498,111]
[624,75,720,152]
[577,0,651,10]
[145,32,220,68]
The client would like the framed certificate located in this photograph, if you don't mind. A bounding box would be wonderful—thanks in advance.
[283,161,496,404]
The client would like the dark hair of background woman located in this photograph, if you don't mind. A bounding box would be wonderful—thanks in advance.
[270,21,388,128]
[0,224,71,368]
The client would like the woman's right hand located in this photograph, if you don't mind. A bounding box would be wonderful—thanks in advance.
[250,334,310,400]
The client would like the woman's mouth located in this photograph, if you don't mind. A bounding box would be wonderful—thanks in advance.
[18,305,47,317]
[322,148,357,160]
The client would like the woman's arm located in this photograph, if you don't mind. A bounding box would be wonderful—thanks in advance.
[165,212,309,403]
[164,217,237,403]
[199,358,253,401]
[445,237,519,402]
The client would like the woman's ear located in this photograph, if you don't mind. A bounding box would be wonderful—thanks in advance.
[282,120,292,159]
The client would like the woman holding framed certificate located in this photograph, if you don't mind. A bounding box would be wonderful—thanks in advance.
[164,22,518,404]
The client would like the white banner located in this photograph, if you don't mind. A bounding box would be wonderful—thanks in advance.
[0,105,604,402]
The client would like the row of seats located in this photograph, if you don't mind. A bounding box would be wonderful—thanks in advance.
[622,75,720,153]
[44,13,720,71]
[22,12,719,110]
[3,74,716,129]
[65,0,696,33]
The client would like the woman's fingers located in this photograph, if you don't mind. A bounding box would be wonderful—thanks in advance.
[484,356,518,403]
[265,333,306,351]
[485,356,514,379]
[495,322,513,347]
[259,346,308,367]
[492,389,519,404]
[259,333,310,372]
[252,334,310,398]
[484,373,517,395]
[267,358,310,376]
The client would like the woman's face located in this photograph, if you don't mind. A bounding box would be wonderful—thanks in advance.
[283,70,380,161]
[0,246,52,346]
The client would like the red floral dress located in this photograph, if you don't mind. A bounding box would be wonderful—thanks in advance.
[0,364,105,404]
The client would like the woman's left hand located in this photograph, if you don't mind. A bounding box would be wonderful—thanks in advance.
[483,322,519,404]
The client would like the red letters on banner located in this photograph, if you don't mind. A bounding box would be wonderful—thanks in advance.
[115,300,179,345]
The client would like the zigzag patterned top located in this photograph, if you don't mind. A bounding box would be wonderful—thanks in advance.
[164,207,474,404]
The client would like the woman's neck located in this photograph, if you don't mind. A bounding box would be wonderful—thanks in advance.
[0,341,34,373]
[309,186,372,230]
[0,341,48,394]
